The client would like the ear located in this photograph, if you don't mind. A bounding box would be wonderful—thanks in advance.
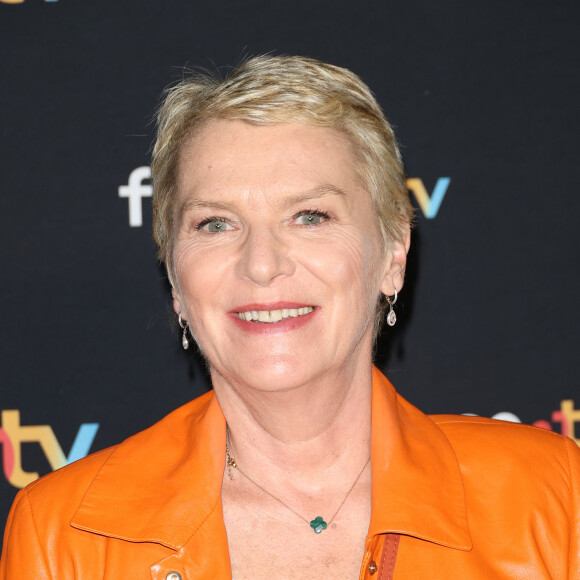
[172,287,183,317]
[379,228,411,296]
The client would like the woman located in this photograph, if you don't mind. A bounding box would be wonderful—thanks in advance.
[1,55,578,579]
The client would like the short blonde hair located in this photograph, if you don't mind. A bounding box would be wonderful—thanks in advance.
[151,55,413,333]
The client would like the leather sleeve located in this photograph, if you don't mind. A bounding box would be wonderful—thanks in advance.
[566,437,580,580]
[0,489,51,580]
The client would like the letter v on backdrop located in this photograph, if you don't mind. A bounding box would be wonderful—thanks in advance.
[406,177,451,219]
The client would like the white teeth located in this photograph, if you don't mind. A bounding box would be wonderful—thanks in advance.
[237,306,314,323]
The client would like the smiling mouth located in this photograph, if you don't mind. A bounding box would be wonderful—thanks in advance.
[236,306,315,323]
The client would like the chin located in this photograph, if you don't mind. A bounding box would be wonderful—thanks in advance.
[219,355,320,393]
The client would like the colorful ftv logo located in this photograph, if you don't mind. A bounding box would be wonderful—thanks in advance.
[0,410,98,489]
[118,167,452,227]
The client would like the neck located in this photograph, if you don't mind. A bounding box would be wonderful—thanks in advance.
[211,356,373,482]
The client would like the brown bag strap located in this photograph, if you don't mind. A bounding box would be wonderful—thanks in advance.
[378,533,400,580]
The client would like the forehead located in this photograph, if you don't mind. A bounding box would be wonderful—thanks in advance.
[176,119,366,205]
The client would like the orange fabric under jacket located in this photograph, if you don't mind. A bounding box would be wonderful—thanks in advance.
[1,367,579,579]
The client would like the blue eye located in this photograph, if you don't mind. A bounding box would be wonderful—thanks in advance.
[197,218,232,233]
[295,210,329,226]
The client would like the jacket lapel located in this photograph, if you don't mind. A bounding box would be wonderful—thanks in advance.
[370,367,472,550]
[71,390,232,577]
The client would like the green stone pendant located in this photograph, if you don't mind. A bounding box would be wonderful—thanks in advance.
[310,516,328,533]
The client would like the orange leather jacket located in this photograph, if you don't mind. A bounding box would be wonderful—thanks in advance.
[1,368,579,579]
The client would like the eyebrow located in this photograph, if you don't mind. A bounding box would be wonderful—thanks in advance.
[177,184,347,220]
[278,184,347,210]
[178,197,235,219]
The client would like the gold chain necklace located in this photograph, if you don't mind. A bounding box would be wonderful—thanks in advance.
[225,443,370,534]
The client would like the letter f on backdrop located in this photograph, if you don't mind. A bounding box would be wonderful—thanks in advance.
[406,177,451,219]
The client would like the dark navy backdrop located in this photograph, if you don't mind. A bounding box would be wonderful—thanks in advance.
[1,0,579,532]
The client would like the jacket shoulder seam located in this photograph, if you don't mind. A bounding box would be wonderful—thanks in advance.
[432,416,566,439]
[25,446,117,493]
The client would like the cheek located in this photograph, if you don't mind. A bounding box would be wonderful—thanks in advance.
[310,231,385,309]
[172,243,220,320]
[172,252,225,355]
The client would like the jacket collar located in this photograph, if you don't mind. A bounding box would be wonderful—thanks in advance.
[71,367,471,553]
[71,391,227,550]
[369,367,472,550]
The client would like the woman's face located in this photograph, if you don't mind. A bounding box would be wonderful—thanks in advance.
[172,120,406,391]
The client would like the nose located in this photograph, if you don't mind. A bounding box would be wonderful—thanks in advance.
[235,226,295,286]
